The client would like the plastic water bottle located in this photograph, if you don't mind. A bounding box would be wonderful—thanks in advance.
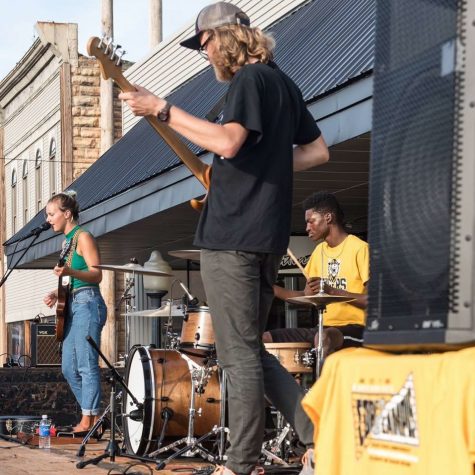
[39,415,51,449]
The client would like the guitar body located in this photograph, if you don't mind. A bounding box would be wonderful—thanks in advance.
[55,239,73,342]
[55,280,70,342]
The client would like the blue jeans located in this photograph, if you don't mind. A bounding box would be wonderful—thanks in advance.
[62,287,107,416]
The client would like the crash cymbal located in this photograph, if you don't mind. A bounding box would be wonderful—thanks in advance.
[286,293,355,307]
[94,264,172,276]
[125,301,185,318]
[168,250,201,261]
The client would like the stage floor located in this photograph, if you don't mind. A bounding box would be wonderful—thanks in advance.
[0,437,212,474]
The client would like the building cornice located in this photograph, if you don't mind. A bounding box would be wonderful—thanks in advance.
[0,39,55,107]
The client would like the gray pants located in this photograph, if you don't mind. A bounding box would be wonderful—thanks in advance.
[201,250,314,475]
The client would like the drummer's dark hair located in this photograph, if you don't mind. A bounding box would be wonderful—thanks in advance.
[303,191,344,226]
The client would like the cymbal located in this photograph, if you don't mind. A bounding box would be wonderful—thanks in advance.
[94,264,172,276]
[125,301,185,318]
[286,293,355,307]
[168,250,201,261]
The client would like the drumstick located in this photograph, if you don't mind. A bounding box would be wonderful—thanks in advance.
[286,248,309,280]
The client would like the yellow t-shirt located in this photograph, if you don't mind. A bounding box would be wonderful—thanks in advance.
[304,234,369,326]
[302,347,475,475]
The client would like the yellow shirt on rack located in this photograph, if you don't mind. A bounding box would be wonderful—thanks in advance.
[304,234,369,326]
[302,347,475,475]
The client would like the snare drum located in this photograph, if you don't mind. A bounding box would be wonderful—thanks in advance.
[123,346,220,455]
[180,306,215,354]
[264,342,313,373]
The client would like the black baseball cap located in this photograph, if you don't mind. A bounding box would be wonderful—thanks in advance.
[180,1,251,50]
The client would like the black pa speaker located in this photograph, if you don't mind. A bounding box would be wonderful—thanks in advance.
[31,323,61,366]
[365,0,475,350]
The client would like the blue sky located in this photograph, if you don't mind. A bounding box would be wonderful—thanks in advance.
[0,0,211,81]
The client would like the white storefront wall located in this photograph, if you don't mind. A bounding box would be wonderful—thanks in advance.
[3,56,62,323]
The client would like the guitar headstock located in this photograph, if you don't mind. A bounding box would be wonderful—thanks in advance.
[87,36,127,83]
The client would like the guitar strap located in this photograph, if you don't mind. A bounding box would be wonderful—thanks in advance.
[65,228,83,290]
[205,94,226,123]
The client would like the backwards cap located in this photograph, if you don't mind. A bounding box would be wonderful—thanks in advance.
[180,2,250,50]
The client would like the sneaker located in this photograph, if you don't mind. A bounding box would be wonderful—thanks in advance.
[299,448,315,475]
[212,466,265,475]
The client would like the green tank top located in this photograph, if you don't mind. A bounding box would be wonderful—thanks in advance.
[65,225,99,291]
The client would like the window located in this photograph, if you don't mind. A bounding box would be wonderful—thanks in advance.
[49,138,57,196]
[11,169,17,234]
[22,160,29,224]
[35,148,42,213]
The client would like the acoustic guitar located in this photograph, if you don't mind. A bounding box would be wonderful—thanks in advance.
[87,36,211,211]
[55,239,73,342]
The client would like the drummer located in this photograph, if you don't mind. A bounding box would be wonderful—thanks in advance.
[263,191,369,358]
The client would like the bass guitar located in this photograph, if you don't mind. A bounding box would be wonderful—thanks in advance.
[55,239,73,342]
[87,36,211,211]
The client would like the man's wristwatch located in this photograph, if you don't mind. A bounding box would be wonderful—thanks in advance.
[157,101,172,122]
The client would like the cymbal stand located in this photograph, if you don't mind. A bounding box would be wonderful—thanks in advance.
[314,304,326,378]
[151,355,229,470]
[315,276,327,378]
[115,274,135,361]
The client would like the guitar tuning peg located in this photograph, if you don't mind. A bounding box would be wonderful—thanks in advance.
[103,36,114,54]
[116,49,126,66]
[110,44,122,60]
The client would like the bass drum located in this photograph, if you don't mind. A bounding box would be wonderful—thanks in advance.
[123,346,221,456]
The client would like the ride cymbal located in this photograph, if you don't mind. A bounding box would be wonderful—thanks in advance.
[94,264,172,276]
[168,250,201,261]
[286,293,355,307]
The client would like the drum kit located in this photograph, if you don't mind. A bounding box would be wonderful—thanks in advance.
[87,251,353,469]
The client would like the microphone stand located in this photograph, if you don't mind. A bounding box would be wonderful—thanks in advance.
[0,233,42,288]
[76,335,145,469]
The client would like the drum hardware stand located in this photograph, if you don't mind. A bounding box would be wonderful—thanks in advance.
[151,357,229,470]
[76,335,144,469]
[314,303,326,378]
[115,275,135,362]
[261,419,292,465]
[76,390,123,457]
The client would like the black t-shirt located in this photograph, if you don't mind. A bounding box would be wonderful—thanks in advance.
[193,62,321,254]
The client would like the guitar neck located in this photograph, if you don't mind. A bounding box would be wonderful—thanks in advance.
[113,75,210,189]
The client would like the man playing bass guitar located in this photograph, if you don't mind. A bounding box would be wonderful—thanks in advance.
[120,3,329,474]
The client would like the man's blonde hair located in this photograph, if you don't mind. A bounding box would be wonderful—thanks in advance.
[211,24,275,81]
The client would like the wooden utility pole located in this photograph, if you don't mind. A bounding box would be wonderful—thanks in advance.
[100,0,117,365]
[0,109,6,364]
[149,0,163,49]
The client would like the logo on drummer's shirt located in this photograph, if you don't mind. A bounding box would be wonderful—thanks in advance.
[351,373,419,464]
[327,258,340,283]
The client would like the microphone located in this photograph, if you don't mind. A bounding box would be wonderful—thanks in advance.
[127,409,144,422]
[21,222,51,240]
[179,281,199,306]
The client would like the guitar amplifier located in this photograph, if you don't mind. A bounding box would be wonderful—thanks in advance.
[31,323,61,366]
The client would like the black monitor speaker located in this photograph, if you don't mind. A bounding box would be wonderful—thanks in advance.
[365,0,475,350]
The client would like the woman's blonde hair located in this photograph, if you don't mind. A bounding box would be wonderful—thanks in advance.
[48,190,80,221]
[211,24,275,81]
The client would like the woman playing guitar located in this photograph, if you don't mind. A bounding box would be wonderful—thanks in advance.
[43,190,107,436]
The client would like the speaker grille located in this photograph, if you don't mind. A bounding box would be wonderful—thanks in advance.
[31,324,61,366]
[367,1,458,335]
